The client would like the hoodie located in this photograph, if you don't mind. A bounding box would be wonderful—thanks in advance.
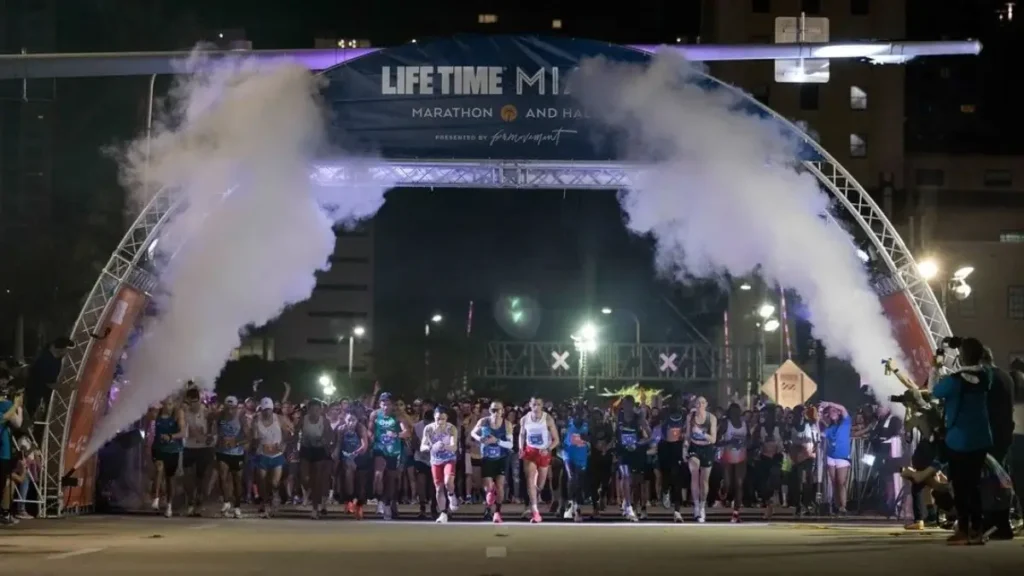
[932,365,993,453]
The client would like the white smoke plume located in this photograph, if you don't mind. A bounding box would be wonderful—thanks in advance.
[82,54,388,463]
[571,52,908,408]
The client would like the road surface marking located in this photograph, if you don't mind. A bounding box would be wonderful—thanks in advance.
[47,548,105,560]
[189,523,220,530]
[486,546,507,558]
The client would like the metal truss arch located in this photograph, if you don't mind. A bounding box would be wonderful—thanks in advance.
[49,70,948,517]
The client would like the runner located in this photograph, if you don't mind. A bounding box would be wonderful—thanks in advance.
[614,395,651,522]
[337,410,369,519]
[588,407,614,516]
[181,386,214,517]
[471,400,514,523]
[720,403,748,523]
[151,397,185,518]
[412,402,436,519]
[421,405,459,523]
[561,401,590,522]
[252,397,291,518]
[299,399,334,519]
[657,397,688,523]
[687,396,717,523]
[755,407,783,520]
[519,396,560,523]
[213,396,247,519]
[368,392,411,520]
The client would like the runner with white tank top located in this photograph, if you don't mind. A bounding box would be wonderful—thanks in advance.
[519,397,560,523]
[252,397,290,518]
[181,386,214,518]
[719,403,748,523]
[299,399,333,519]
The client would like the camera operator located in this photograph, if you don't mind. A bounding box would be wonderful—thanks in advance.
[868,404,904,513]
[980,347,1015,539]
[931,337,993,545]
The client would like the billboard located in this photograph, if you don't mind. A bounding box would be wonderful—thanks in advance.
[320,35,651,161]
[62,286,148,510]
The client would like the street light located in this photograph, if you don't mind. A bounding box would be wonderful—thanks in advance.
[739,283,752,291]
[347,325,366,378]
[917,258,939,281]
[319,374,337,398]
[758,303,776,319]
[571,322,600,397]
[763,318,780,332]
[431,313,443,323]
[916,257,975,311]
[424,313,444,386]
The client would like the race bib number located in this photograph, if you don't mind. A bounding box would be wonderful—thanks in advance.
[570,433,584,447]
[528,432,545,446]
[483,444,502,459]
[666,427,682,442]
[621,432,637,449]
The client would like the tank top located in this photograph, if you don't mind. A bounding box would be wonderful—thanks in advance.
[722,420,748,464]
[216,415,246,456]
[689,412,712,443]
[523,413,551,449]
[661,413,686,444]
[426,422,457,465]
[255,415,283,457]
[373,411,402,456]
[154,414,182,454]
[339,425,363,456]
[301,414,326,448]
[616,411,640,453]
[183,406,210,449]
[563,419,589,463]
[480,418,510,460]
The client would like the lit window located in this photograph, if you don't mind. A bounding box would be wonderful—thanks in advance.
[478,13,498,24]
[552,19,563,29]
[961,104,976,113]
[1008,285,1024,319]
[849,134,867,158]
[849,86,867,110]
[1000,231,1024,243]
[984,169,1012,187]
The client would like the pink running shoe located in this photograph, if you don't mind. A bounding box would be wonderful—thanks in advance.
[530,509,543,524]
[492,512,503,524]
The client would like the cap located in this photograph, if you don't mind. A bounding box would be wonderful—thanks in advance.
[224,396,239,407]
[379,392,392,401]
[259,397,274,411]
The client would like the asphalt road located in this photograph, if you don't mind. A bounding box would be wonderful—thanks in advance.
[2,514,1021,575]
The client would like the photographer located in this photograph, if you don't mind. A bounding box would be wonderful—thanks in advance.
[931,337,993,545]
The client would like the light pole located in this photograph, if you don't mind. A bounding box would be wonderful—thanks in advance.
[571,322,599,398]
[347,325,366,378]
[751,302,780,408]
[318,374,336,401]
[424,313,443,387]
[917,258,974,313]
[600,307,640,377]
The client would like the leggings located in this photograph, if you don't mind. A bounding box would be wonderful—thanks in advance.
[565,460,588,506]
[790,458,815,509]
[588,453,612,506]
[660,446,687,510]
[946,448,987,534]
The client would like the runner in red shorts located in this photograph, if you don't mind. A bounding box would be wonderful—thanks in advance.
[420,405,459,523]
[519,397,560,523]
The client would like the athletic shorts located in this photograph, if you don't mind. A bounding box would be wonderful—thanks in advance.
[470,457,483,468]
[355,454,373,471]
[431,461,456,485]
[405,453,416,468]
[258,454,286,470]
[151,450,181,478]
[216,452,245,472]
[522,446,552,468]
[373,450,402,471]
[617,450,645,475]
[826,457,851,468]
[687,445,715,468]
[480,456,508,480]
[413,460,431,475]
[182,447,213,470]
[299,446,330,463]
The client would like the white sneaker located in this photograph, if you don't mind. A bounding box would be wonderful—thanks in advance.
[310,508,319,520]
[232,508,242,519]
[448,497,459,512]
[164,503,173,518]
[563,505,575,520]
[662,494,672,509]
[151,498,160,511]
[625,507,638,522]
[436,512,449,523]
[673,511,684,523]
[698,504,706,523]
[186,506,196,517]
[220,502,232,517]
[376,501,385,516]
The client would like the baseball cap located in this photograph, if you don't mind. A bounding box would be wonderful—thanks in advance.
[224,396,239,407]
[379,392,392,401]
[259,397,274,411]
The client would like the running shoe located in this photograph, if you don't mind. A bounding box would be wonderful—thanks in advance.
[563,505,574,520]
[625,507,638,522]
[530,509,543,523]
[492,512,503,524]
[673,511,684,523]
[164,503,173,518]
[486,489,497,508]
[355,505,364,520]
[731,510,741,523]
[221,502,232,517]
[436,512,449,523]
[346,500,356,514]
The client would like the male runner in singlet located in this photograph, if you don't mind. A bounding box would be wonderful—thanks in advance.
[182,386,214,517]
[213,396,248,519]
[471,400,514,523]
[615,395,651,522]
[519,396,560,523]
[337,410,369,518]
[561,402,590,522]
[368,392,411,520]
[658,397,688,522]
